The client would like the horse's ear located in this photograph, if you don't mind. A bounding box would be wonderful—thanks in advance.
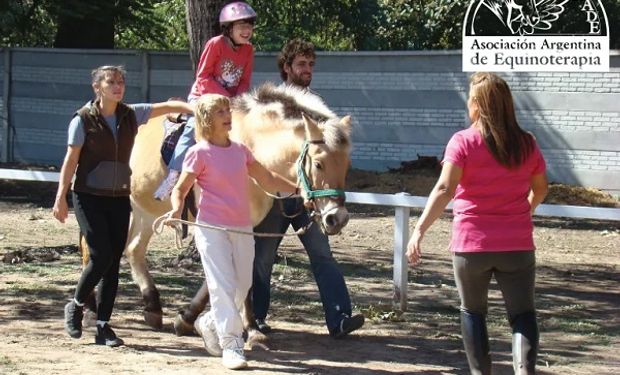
[302,112,323,142]
[340,115,352,133]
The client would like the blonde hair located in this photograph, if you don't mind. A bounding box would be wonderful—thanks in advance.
[194,94,231,142]
[91,65,125,98]
[469,72,534,168]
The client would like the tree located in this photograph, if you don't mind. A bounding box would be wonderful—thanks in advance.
[116,0,188,51]
[1,0,170,49]
[375,0,467,50]
[185,0,228,72]
[53,1,114,48]
[54,0,169,49]
[2,0,619,51]
[0,0,57,47]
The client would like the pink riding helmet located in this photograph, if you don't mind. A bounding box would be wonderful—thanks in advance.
[219,2,257,26]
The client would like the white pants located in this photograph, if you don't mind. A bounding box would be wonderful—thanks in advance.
[194,224,254,349]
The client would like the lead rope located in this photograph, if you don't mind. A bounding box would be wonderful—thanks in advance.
[152,214,317,250]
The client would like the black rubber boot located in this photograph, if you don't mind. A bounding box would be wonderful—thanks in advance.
[461,311,492,375]
[95,323,124,347]
[511,311,538,375]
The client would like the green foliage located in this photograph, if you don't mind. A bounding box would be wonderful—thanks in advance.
[249,0,466,51]
[375,0,467,50]
[251,0,361,51]
[115,0,188,50]
[0,0,57,47]
[2,0,619,50]
[0,0,187,49]
[359,302,405,322]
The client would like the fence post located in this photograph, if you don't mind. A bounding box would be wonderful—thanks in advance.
[1,48,11,162]
[393,192,411,311]
[141,51,150,102]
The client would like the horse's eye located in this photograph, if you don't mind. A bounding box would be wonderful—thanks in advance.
[313,161,323,170]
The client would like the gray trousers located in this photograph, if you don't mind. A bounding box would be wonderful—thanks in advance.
[453,251,536,321]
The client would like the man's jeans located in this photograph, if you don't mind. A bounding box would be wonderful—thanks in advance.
[252,198,352,334]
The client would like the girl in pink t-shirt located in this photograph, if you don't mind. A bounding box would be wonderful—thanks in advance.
[406,73,548,374]
[154,2,256,200]
[166,94,298,370]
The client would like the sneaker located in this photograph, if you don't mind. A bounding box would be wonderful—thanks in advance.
[255,318,272,334]
[194,313,222,356]
[154,170,180,200]
[332,314,365,339]
[95,323,124,347]
[222,348,248,370]
[64,301,83,339]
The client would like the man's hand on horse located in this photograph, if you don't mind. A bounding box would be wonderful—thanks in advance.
[296,187,314,208]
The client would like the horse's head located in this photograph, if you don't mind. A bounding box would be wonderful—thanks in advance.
[480,0,542,35]
[504,0,567,35]
[297,113,351,235]
[508,0,540,35]
[230,83,353,234]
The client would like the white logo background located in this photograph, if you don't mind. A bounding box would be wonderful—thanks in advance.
[463,0,610,72]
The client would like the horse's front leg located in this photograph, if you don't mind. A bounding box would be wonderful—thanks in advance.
[125,211,163,329]
[174,280,210,336]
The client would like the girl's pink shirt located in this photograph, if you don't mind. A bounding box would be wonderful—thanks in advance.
[183,140,255,226]
[443,127,546,253]
[189,35,254,99]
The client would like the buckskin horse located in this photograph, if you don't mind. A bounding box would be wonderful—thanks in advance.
[80,83,352,341]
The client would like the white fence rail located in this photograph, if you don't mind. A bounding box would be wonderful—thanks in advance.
[345,191,619,310]
[2,168,619,311]
[0,168,61,183]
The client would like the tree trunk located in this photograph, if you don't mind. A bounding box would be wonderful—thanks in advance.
[53,2,115,48]
[185,0,228,73]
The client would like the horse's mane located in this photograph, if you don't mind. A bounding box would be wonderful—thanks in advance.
[232,83,350,150]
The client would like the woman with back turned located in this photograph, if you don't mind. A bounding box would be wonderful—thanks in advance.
[407,72,548,374]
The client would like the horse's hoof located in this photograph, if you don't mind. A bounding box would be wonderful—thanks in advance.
[173,313,195,336]
[82,309,97,328]
[246,328,270,351]
[143,310,163,330]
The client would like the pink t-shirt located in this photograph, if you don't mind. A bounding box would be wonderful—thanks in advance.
[443,127,546,253]
[182,140,255,226]
[189,35,254,99]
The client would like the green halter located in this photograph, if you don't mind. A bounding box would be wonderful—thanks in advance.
[296,140,346,200]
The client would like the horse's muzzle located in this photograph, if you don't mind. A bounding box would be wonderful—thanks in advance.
[321,206,350,235]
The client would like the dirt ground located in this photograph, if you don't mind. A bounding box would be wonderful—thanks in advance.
[0,172,619,375]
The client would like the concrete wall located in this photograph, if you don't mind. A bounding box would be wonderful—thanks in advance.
[1,48,619,194]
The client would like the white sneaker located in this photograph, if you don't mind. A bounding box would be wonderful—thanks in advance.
[153,170,180,200]
[222,348,248,370]
[194,313,222,356]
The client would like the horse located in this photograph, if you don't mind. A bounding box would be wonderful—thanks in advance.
[472,0,568,35]
[80,83,352,340]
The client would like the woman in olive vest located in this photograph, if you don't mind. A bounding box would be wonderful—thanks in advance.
[53,65,193,347]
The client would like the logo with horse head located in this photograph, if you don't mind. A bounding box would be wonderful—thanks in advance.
[470,0,570,35]
[462,0,610,71]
